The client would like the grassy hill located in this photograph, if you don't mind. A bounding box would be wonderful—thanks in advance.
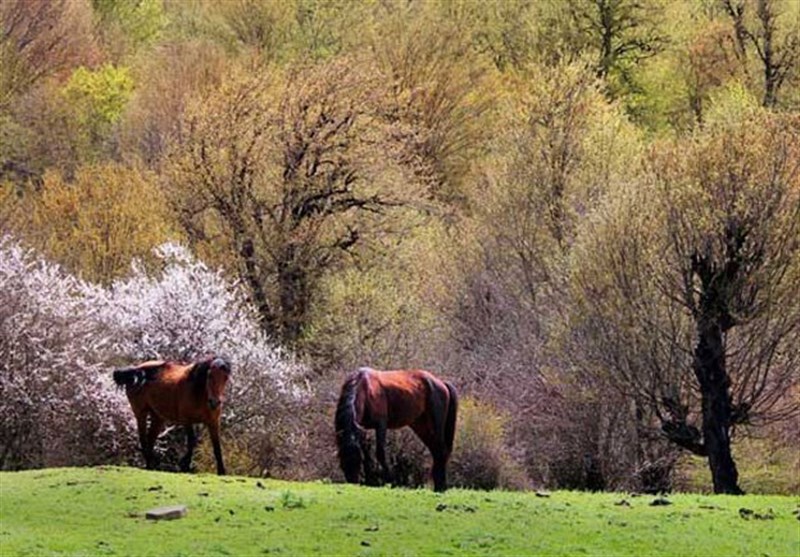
[1,467,798,556]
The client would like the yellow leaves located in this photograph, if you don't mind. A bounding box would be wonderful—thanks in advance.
[24,164,179,284]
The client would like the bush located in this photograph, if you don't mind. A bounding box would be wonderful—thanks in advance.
[318,389,527,490]
[384,429,431,488]
[0,236,133,469]
[0,237,309,475]
[449,398,527,490]
[94,242,310,476]
[367,397,527,491]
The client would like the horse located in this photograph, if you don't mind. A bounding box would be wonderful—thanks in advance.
[335,367,458,492]
[113,356,231,475]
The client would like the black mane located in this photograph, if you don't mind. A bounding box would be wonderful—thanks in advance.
[187,357,231,396]
[188,359,212,397]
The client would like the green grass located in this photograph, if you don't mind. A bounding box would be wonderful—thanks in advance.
[1,467,798,556]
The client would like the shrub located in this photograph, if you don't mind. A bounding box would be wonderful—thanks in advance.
[0,237,309,475]
[385,429,431,488]
[0,236,133,469]
[94,242,309,475]
[449,398,527,490]
[363,397,527,491]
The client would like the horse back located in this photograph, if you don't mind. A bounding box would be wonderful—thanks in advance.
[116,361,209,424]
[364,369,445,429]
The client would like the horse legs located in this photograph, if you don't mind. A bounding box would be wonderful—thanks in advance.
[360,433,377,486]
[179,425,198,473]
[144,415,164,471]
[411,419,449,493]
[375,422,393,485]
[207,421,226,475]
[431,453,448,493]
[134,412,152,469]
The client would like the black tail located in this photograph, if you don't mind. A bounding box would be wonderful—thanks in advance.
[444,381,458,457]
[112,363,163,389]
[335,372,364,484]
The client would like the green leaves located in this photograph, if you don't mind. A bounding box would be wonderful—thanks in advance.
[63,64,134,130]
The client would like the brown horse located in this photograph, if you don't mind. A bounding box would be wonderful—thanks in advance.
[113,357,231,475]
[335,368,458,492]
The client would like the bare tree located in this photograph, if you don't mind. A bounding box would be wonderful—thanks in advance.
[571,110,800,493]
[721,0,800,107]
[0,0,93,108]
[565,0,667,96]
[165,59,424,346]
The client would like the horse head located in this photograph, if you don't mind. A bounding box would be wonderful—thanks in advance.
[206,357,231,410]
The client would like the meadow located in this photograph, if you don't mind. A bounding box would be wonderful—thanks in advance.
[1,467,797,556]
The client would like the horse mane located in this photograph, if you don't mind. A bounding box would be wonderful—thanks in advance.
[187,356,231,395]
[335,370,366,481]
[188,358,212,397]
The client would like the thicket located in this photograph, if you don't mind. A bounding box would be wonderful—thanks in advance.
[1,0,798,493]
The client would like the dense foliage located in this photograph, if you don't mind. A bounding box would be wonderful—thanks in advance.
[1,0,798,492]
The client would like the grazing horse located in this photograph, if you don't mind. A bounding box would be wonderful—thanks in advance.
[335,368,458,492]
[113,357,231,475]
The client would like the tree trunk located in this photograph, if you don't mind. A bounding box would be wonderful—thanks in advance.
[277,250,308,346]
[598,0,614,79]
[239,238,274,331]
[694,319,743,495]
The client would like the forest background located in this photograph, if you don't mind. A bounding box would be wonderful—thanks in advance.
[1,0,798,496]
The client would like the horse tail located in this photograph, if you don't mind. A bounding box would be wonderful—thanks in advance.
[335,371,364,483]
[112,367,144,388]
[112,362,164,389]
[444,381,458,457]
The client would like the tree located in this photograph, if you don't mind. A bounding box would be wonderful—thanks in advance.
[0,236,308,474]
[97,242,308,467]
[682,20,741,124]
[571,105,800,493]
[548,0,668,99]
[454,61,662,491]
[721,0,800,107]
[92,0,165,59]
[22,163,176,284]
[0,0,94,108]
[425,0,539,72]
[370,5,495,205]
[119,39,227,166]
[0,235,132,469]
[62,64,135,161]
[165,60,424,346]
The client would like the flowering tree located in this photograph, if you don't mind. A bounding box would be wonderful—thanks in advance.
[0,235,132,469]
[96,242,309,473]
[1,237,308,474]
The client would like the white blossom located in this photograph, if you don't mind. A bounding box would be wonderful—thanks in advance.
[1,237,308,470]
[0,236,132,469]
